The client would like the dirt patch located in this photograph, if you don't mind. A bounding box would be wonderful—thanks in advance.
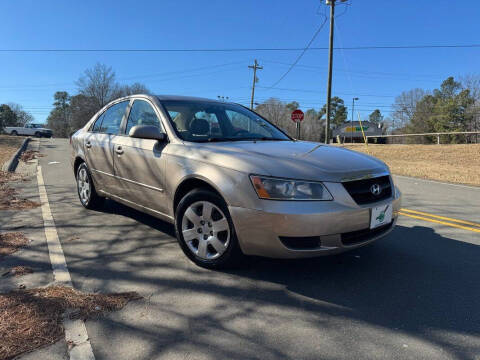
[343,144,480,186]
[2,266,34,278]
[0,233,29,258]
[19,150,43,163]
[0,171,40,210]
[0,136,24,168]
[0,286,141,360]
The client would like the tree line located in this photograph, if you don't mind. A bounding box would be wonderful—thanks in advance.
[390,76,479,143]
[254,96,385,142]
[0,103,34,132]
[254,75,479,144]
[46,63,150,137]
[3,62,478,145]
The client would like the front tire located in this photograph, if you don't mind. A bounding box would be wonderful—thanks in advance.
[35,131,41,138]
[76,163,104,209]
[175,189,243,269]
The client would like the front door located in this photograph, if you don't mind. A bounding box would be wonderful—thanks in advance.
[84,100,130,194]
[112,99,169,216]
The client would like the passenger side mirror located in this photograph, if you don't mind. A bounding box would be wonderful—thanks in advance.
[129,125,166,141]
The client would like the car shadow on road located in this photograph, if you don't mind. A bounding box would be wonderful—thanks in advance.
[78,221,480,359]
[222,225,480,357]
[99,198,176,238]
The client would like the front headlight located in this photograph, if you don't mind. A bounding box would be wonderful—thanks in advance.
[250,175,333,201]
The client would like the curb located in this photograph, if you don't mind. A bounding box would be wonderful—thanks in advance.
[2,137,30,172]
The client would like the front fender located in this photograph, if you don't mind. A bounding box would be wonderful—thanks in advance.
[165,154,259,215]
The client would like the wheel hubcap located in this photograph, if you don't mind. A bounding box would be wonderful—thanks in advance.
[181,201,230,260]
[77,168,91,204]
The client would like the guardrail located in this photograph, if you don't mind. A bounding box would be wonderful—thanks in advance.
[365,131,480,145]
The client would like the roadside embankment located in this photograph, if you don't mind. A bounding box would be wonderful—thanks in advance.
[343,144,480,186]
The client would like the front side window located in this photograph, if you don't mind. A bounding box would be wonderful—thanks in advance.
[161,100,290,142]
[125,100,162,135]
[98,101,129,135]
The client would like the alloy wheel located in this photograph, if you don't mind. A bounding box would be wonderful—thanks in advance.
[77,167,91,205]
[181,201,230,260]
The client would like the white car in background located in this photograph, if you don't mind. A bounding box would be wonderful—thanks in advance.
[5,123,53,138]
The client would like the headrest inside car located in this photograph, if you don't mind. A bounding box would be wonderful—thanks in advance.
[190,118,209,135]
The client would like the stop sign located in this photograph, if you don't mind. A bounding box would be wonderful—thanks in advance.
[291,109,304,123]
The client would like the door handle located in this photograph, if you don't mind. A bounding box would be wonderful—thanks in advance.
[115,146,124,155]
[85,141,92,149]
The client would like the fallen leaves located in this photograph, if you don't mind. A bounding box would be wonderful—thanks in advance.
[0,233,29,258]
[0,286,141,360]
[0,171,40,210]
[19,150,43,163]
[2,266,34,278]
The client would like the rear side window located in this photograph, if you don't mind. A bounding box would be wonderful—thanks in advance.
[91,113,105,132]
[97,101,129,135]
[125,100,162,135]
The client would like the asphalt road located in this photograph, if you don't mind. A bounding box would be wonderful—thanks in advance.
[38,138,479,360]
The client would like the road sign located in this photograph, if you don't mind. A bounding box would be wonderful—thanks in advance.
[291,109,304,123]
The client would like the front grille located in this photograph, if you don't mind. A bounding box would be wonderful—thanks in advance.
[342,175,392,205]
[341,221,394,246]
[279,236,321,250]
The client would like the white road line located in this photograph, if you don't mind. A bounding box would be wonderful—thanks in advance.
[393,175,480,190]
[37,165,96,360]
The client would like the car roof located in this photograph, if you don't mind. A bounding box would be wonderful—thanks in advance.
[155,95,222,103]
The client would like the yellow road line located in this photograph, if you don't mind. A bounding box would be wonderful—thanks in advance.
[401,208,480,228]
[398,211,480,233]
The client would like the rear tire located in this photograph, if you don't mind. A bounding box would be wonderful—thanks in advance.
[11,130,18,136]
[175,188,243,269]
[35,132,41,138]
[76,162,104,210]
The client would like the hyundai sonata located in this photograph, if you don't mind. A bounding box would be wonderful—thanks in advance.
[71,95,401,268]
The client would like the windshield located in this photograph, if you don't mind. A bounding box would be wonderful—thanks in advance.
[161,100,291,142]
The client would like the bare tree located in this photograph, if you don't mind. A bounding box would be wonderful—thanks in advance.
[76,63,119,108]
[391,88,426,130]
[115,82,151,98]
[7,102,34,125]
[461,74,480,142]
[255,98,324,142]
[255,98,288,127]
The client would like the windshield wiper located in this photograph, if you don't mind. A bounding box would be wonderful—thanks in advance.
[241,137,290,141]
[194,137,237,143]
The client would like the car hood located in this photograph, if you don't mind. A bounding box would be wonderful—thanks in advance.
[176,140,389,182]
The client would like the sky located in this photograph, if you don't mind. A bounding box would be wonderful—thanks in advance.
[1,0,479,124]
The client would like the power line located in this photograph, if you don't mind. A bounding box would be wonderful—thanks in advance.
[255,85,397,97]
[269,15,328,88]
[0,44,479,52]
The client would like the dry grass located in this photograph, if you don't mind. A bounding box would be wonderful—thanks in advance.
[0,286,141,360]
[343,144,480,186]
[0,171,40,210]
[0,233,29,258]
[0,136,24,168]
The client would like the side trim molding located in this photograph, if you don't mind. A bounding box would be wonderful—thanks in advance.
[92,168,164,193]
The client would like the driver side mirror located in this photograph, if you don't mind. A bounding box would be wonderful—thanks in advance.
[129,125,166,141]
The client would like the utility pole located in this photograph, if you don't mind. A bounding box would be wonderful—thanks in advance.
[248,59,263,110]
[324,0,336,144]
[351,97,359,143]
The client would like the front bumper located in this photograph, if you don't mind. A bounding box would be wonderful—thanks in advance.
[229,182,401,259]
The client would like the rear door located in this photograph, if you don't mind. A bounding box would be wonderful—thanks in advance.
[112,99,169,215]
[84,100,130,195]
